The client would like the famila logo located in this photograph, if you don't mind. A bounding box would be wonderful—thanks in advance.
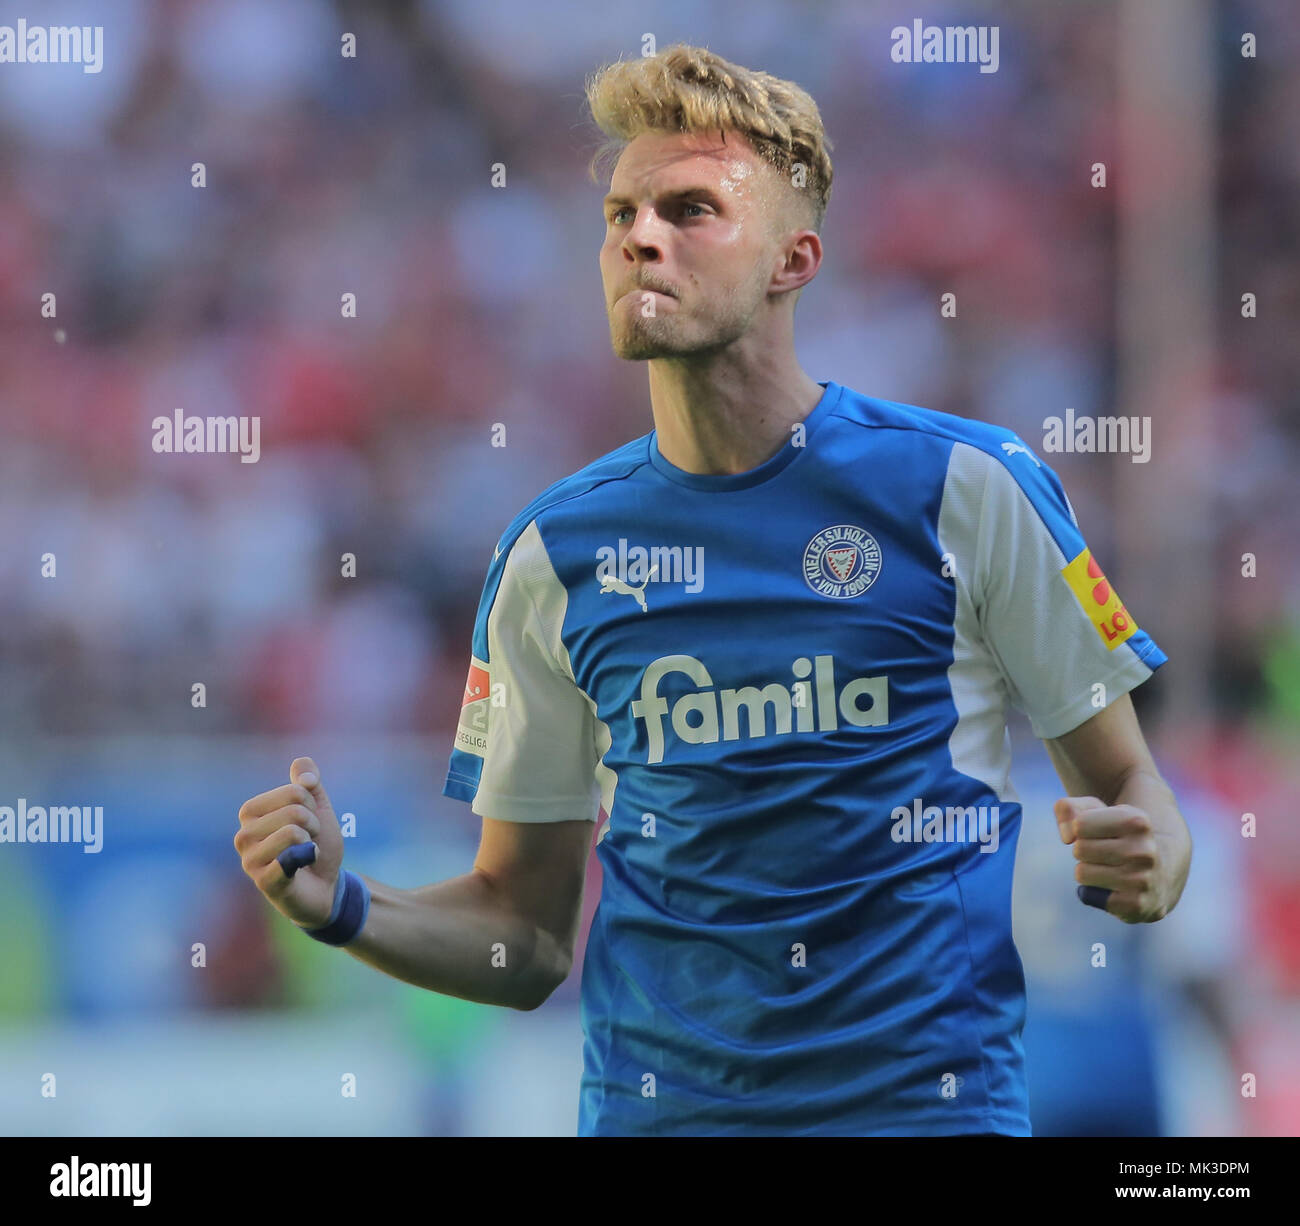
[631,653,890,764]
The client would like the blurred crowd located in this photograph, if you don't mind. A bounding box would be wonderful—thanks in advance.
[0,0,1295,1134]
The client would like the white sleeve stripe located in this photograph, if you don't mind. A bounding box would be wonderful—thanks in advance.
[471,520,603,823]
[936,444,1019,803]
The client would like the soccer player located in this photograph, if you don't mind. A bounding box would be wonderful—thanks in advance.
[235,44,1192,1137]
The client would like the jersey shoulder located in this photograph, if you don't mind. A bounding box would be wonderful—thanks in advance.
[492,432,651,562]
[829,384,1075,527]
[829,385,1036,469]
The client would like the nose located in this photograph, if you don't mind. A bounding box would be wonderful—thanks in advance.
[621,208,664,263]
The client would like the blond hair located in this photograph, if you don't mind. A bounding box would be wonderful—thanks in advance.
[585,44,833,233]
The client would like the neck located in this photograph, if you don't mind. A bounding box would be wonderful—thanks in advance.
[648,344,824,476]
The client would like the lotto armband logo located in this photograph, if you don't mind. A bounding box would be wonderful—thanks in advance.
[1061,548,1138,649]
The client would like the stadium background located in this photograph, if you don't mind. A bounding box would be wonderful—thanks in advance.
[0,0,1295,1135]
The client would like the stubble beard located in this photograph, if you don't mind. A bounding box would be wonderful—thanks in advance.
[608,282,760,361]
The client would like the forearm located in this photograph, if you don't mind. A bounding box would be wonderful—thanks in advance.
[1114,765,1193,916]
[340,869,565,1010]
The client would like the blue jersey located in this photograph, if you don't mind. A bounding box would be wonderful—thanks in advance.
[442,380,1167,1136]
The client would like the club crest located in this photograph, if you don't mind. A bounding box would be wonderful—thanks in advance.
[803,525,882,599]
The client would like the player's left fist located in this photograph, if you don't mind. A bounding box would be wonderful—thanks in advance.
[1054,795,1173,924]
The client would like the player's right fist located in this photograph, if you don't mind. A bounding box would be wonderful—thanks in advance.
[234,757,346,929]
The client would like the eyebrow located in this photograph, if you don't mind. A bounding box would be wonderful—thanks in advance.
[602,187,725,211]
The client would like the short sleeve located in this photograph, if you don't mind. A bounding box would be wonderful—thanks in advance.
[442,518,601,822]
[960,439,1168,740]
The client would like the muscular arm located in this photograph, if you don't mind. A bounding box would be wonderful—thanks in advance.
[1043,692,1193,921]
[342,817,592,1011]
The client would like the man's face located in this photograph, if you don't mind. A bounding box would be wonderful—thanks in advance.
[599,130,790,360]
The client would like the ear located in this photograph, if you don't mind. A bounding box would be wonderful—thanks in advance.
[772,224,822,296]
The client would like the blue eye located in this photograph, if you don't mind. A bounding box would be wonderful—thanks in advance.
[609,202,706,224]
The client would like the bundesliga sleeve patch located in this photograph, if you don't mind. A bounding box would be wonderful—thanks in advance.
[455,659,491,757]
[1060,548,1139,650]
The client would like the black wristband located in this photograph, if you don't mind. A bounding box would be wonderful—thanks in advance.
[303,871,370,945]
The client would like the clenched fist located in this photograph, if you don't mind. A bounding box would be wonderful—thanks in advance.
[1055,794,1176,923]
[234,757,346,929]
